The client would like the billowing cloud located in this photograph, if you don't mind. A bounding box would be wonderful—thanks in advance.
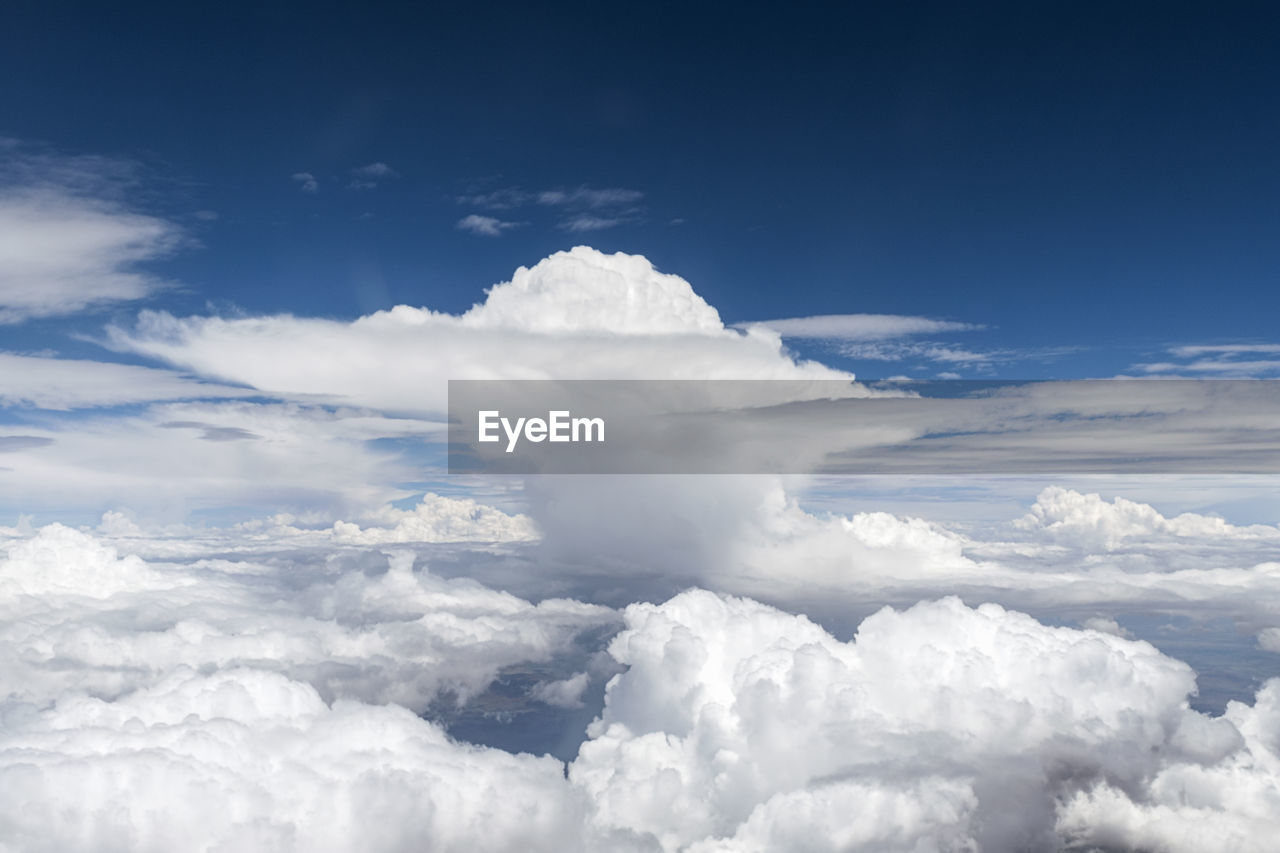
[0,523,613,711]
[1016,485,1280,550]
[572,589,1277,852]
[5,496,1280,848]
[0,667,597,853]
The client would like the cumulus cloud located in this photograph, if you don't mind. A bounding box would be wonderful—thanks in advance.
[1016,485,1280,550]
[5,500,1280,848]
[456,213,521,236]
[0,524,614,712]
[323,492,538,544]
[572,589,1273,852]
[0,145,183,322]
[0,667,598,853]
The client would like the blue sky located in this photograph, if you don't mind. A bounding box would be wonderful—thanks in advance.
[4,1,1280,378]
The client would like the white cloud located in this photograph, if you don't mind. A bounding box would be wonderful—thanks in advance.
[559,214,630,232]
[106,247,853,415]
[1016,485,1280,550]
[1170,344,1280,357]
[0,151,183,322]
[5,494,1280,848]
[743,314,979,341]
[0,667,597,853]
[570,589,1270,851]
[0,524,614,712]
[0,353,253,409]
[456,213,520,236]
[0,400,435,518]
[531,671,591,709]
[291,171,318,193]
[1133,342,1280,377]
[324,492,538,544]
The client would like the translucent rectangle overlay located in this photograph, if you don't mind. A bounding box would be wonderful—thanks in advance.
[447,379,1280,475]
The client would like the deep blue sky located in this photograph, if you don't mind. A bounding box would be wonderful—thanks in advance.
[3,0,1279,376]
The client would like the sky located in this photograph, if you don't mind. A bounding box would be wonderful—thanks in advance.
[4,1,1280,376]
[4,3,1280,851]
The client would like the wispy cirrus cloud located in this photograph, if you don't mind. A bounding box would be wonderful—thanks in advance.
[456,187,532,210]
[456,214,522,236]
[536,187,643,208]
[455,183,644,232]
[558,214,628,233]
[743,313,981,341]
[0,142,185,323]
[1133,342,1280,377]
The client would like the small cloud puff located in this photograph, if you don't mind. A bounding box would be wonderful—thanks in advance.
[291,172,318,193]
[457,213,521,236]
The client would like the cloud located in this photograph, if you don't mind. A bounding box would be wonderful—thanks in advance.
[1015,485,1280,550]
[106,247,853,415]
[0,400,437,518]
[537,187,644,208]
[538,186,644,231]
[1133,342,1280,377]
[531,672,591,709]
[6,492,1280,848]
[323,492,538,544]
[352,162,399,179]
[559,214,630,232]
[743,314,979,341]
[0,667,596,853]
[452,185,644,231]
[1170,344,1280,357]
[456,213,521,236]
[569,588,1280,851]
[0,147,184,323]
[0,353,253,409]
[0,524,614,712]
[456,187,532,210]
[347,163,400,191]
[291,172,318,193]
